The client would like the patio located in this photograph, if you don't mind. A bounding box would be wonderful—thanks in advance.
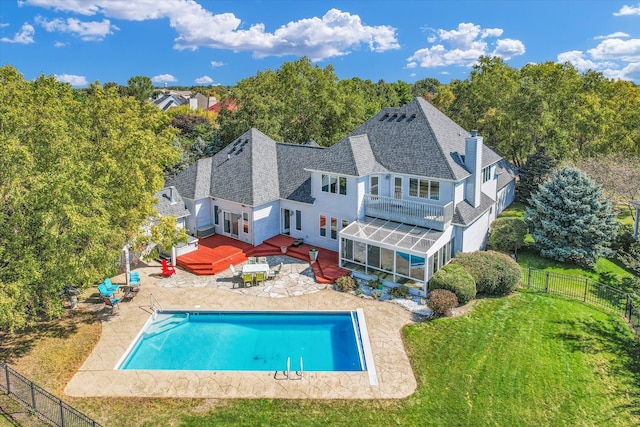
[65,258,417,399]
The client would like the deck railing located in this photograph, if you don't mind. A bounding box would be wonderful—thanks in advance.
[363,194,453,230]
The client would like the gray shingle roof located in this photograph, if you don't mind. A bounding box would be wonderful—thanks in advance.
[316,97,502,180]
[452,193,495,226]
[154,186,190,218]
[496,158,518,190]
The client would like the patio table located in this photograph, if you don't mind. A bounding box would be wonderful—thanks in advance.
[242,263,270,275]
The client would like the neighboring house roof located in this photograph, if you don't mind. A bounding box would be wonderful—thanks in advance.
[207,98,238,113]
[452,193,495,226]
[495,158,518,189]
[315,97,502,180]
[154,186,190,218]
[152,94,188,111]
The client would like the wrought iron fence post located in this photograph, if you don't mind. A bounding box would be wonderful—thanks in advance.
[628,295,633,321]
[527,267,532,289]
[583,278,588,302]
[60,397,64,427]
[30,382,36,412]
[544,271,550,293]
[5,363,10,395]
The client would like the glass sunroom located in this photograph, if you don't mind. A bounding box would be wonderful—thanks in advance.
[339,217,455,295]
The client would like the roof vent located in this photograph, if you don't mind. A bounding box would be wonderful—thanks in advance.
[397,113,406,122]
[406,114,416,122]
[379,113,389,121]
[387,113,398,122]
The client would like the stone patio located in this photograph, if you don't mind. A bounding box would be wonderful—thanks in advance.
[65,257,418,399]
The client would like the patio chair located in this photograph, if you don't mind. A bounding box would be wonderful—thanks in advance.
[268,262,283,279]
[98,279,120,297]
[255,271,265,286]
[258,256,267,264]
[160,259,176,277]
[129,271,141,288]
[243,273,254,287]
[229,264,242,286]
[102,296,120,311]
[247,257,257,264]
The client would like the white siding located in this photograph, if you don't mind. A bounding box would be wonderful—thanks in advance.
[461,211,491,252]
[496,180,516,215]
[253,201,279,245]
[194,198,212,228]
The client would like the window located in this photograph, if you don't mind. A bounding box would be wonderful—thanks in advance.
[482,166,492,183]
[339,177,347,195]
[429,181,439,200]
[353,242,366,264]
[410,255,425,280]
[394,177,402,199]
[295,210,302,231]
[342,238,353,260]
[330,217,337,239]
[322,174,329,192]
[214,205,219,225]
[396,252,410,276]
[370,176,379,196]
[367,245,381,268]
[322,174,348,195]
[243,212,249,234]
[330,176,338,193]
[319,215,326,237]
[342,219,350,230]
[410,178,440,200]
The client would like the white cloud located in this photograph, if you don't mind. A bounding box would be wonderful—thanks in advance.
[35,16,117,41]
[54,73,87,86]
[407,22,524,68]
[595,32,630,40]
[152,74,177,83]
[0,23,9,28]
[210,61,224,68]
[22,2,399,60]
[588,37,640,62]
[557,50,600,71]
[613,3,640,16]
[195,75,213,84]
[53,40,65,47]
[0,23,35,44]
[492,38,525,60]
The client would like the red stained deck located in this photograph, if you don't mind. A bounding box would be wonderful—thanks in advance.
[175,234,350,284]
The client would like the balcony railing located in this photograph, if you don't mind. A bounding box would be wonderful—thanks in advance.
[363,194,453,230]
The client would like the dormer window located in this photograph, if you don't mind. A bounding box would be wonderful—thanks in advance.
[482,166,492,183]
[322,174,348,195]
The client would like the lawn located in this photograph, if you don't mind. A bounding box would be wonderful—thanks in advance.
[2,292,639,426]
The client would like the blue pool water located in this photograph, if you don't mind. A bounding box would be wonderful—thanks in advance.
[118,311,366,372]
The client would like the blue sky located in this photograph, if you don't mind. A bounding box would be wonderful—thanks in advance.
[1,0,639,87]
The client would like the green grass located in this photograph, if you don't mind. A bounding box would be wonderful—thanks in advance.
[176,292,640,427]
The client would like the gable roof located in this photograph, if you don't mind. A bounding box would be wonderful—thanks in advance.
[168,128,323,206]
[154,186,190,218]
[316,97,501,180]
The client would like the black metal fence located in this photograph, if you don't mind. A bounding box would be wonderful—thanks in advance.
[0,362,102,427]
[527,267,639,336]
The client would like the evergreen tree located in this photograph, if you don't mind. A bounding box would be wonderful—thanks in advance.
[517,150,558,204]
[525,167,618,268]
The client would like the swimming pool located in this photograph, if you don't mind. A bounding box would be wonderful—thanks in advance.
[117,310,373,373]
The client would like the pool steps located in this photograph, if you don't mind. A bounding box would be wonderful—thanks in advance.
[274,357,304,381]
[143,314,188,338]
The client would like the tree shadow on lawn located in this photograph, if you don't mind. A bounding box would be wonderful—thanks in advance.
[550,316,640,417]
[0,309,99,364]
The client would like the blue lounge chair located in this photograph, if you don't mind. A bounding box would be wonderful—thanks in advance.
[102,296,120,311]
[98,278,120,297]
[129,271,141,287]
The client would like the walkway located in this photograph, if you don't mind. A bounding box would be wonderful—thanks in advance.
[65,260,417,400]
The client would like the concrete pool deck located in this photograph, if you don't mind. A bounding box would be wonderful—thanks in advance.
[65,258,417,399]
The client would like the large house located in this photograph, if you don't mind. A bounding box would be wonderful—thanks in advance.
[166,97,516,296]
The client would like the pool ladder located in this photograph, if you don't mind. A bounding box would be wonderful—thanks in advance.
[274,357,304,381]
[149,293,164,318]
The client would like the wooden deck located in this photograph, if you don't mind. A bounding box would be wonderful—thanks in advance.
[175,234,350,284]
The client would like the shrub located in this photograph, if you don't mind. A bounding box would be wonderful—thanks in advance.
[429,264,476,304]
[389,285,409,298]
[427,289,458,316]
[335,275,357,292]
[453,251,522,296]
